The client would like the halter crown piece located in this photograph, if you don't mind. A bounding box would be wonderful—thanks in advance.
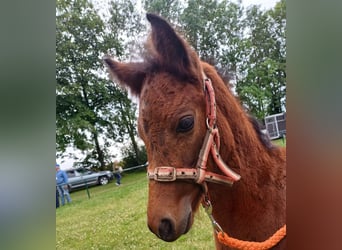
[147,74,241,186]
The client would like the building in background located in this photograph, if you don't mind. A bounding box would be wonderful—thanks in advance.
[264,112,286,140]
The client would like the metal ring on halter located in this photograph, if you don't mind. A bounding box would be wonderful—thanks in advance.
[206,118,211,130]
[203,198,224,234]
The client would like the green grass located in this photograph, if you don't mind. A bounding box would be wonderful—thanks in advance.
[272,137,286,147]
[56,170,215,249]
[57,137,287,249]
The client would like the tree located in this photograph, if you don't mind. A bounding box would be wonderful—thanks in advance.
[56,0,286,167]
[143,0,184,25]
[56,0,124,169]
[105,0,147,164]
[103,82,144,164]
[267,0,286,114]
[147,0,286,119]
[236,1,286,119]
[106,0,145,59]
[176,0,245,85]
[121,143,147,168]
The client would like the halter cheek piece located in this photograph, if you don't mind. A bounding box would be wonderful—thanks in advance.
[147,75,241,186]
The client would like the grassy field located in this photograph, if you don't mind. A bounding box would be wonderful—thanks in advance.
[56,170,215,249]
[272,137,286,147]
[57,140,286,249]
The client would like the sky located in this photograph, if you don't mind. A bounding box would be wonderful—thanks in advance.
[241,0,277,9]
[57,0,279,170]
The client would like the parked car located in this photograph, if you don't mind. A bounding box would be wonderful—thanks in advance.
[65,168,114,192]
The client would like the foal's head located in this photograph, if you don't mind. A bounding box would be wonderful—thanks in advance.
[105,13,225,241]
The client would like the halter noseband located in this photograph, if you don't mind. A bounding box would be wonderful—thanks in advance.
[147,75,241,186]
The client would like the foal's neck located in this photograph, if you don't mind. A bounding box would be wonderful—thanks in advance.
[208,143,286,245]
[201,65,285,248]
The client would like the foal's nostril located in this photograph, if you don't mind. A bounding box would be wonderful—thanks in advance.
[158,218,176,242]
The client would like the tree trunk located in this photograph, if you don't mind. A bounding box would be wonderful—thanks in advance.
[93,132,105,170]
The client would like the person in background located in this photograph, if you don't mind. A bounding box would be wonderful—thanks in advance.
[113,161,123,186]
[56,163,72,205]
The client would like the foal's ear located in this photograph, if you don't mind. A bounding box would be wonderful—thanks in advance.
[103,56,146,96]
[146,13,201,81]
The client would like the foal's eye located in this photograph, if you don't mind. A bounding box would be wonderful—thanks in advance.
[176,115,194,133]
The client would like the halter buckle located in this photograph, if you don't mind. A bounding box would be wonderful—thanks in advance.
[153,167,176,182]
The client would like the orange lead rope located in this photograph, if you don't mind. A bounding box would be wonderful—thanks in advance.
[217,225,286,250]
[202,191,286,250]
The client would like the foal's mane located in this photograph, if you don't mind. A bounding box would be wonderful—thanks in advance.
[249,115,275,150]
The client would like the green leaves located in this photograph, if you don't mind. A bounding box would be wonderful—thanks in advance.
[56,0,140,168]
[236,0,286,119]
[169,0,286,119]
[56,0,286,168]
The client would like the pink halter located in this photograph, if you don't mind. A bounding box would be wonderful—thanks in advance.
[147,76,241,186]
